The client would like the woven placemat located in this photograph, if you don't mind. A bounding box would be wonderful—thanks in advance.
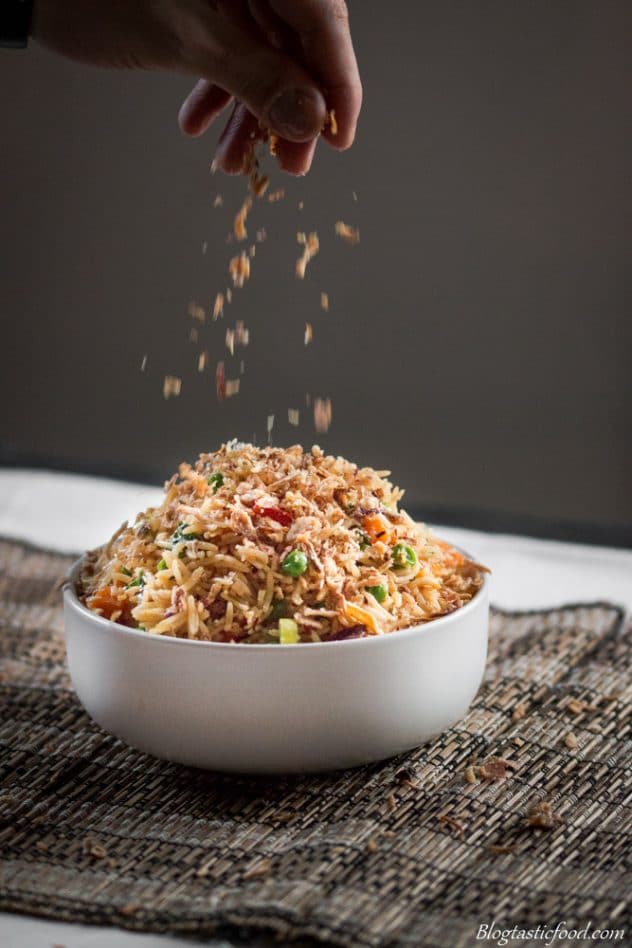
[0,538,630,947]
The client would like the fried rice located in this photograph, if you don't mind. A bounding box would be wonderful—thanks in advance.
[79,443,487,644]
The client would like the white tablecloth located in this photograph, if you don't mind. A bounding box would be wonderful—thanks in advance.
[1,468,630,947]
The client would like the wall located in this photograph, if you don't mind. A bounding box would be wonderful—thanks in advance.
[1,2,630,536]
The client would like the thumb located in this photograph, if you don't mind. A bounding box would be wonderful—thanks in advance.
[196,38,327,142]
[264,83,327,143]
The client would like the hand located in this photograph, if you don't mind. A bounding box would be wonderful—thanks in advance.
[33,0,362,175]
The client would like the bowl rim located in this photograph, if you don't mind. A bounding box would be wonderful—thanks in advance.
[64,551,488,652]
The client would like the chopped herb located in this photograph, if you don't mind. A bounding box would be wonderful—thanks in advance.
[125,571,145,589]
[171,522,200,544]
[367,584,388,604]
[355,529,371,550]
[207,472,224,493]
[281,550,308,577]
[269,598,289,620]
[392,543,417,570]
[156,559,168,571]
[120,566,132,577]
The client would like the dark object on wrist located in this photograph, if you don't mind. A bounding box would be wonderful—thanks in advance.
[1,0,34,48]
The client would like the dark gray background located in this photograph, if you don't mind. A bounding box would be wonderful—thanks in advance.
[1,2,630,541]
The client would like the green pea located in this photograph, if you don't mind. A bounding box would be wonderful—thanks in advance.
[281,550,308,578]
[367,584,388,604]
[392,543,417,570]
[207,472,224,493]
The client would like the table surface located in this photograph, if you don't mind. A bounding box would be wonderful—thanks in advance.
[1,468,630,948]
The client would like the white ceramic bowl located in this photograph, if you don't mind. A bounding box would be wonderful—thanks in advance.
[63,558,488,774]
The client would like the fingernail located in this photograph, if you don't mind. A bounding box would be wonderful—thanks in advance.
[268,88,324,141]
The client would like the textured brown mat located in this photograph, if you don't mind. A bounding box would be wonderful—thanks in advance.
[0,538,630,947]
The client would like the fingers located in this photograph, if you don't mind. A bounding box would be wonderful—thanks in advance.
[266,0,362,149]
[214,103,262,174]
[213,100,317,176]
[275,136,318,176]
[191,15,327,144]
[181,1,362,174]
[178,80,232,136]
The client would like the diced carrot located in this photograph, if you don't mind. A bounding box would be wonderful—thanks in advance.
[362,514,396,546]
[87,586,125,620]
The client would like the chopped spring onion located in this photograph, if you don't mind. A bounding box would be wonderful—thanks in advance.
[207,472,224,493]
[279,618,299,644]
[367,584,388,604]
[269,598,289,620]
[171,522,200,544]
[125,571,145,589]
[120,566,132,577]
[355,529,371,550]
[156,559,168,571]
[392,543,417,570]
[281,550,308,577]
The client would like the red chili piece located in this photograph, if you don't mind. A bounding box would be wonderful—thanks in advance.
[253,504,293,527]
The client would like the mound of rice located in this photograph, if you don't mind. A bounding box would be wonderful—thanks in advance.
[79,443,487,643]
